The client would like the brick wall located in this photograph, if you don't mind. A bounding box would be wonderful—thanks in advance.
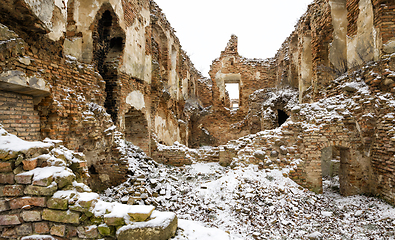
[0,91,40,141]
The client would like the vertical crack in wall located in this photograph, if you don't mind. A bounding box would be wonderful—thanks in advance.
[93,5,125,124]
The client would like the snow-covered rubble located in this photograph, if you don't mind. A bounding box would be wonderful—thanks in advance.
[103,156,395,239]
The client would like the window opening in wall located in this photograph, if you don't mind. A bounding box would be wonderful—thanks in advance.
[277,109,289,126]
[225,83,239,110]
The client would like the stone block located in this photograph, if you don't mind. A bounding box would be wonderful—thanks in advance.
[69,198,97,213]
[9,197,46,209]
[77,225,98,239]
[117,211,178,240]
[253,151,266,160]
[21,211,41,222]
[2,227,16,238]
[3,151,18,161]
[50,224,66,237]
[98,224,114,236]
[2,185,24,196]
[15,173,33,184]
[22,159,38,170]
[0,214,22,225]
[16,223,32,235]
[104,216,125,226]
[0,149,8,160]
[47,197,68,210]
[66,226,78,238]
[0,200,9,212]
[55,173,75,189]
[24,183,57,196]
[0,173,15,184]
[32,175,53,187]
[33,222,49,234]
[90,216,103,225]
[128,205,155,222]
[42,209,80,224]
[0,162,12,172]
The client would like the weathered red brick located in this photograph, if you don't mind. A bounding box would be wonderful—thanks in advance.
[0,173,15,184]
[15,173,33,184]
[1,227,17,238]
[0,214,22,225]
[50,224,66,237]
[9,197,46,209]
[33,222,49,234]
[2,185,24,196]
[21,211,41,222]
[16,223,32,235]
[22,159,38,170]
[0,162,12,172]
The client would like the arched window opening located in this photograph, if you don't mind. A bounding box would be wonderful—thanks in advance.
[277,109,289,126]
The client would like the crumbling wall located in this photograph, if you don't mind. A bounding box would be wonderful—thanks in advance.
[0,0,209,190]
[190,35,277,147]
[273,0,393,103]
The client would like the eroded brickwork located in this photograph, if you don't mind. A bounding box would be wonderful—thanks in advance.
[0,91,40,141]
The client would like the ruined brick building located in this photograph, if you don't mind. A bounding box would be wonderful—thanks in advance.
[1,0,395,211]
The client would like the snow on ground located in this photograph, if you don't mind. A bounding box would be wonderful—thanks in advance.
[175,219,242,240]
[103,158,395,239]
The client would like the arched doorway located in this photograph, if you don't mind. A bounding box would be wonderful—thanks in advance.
[125,107,149,154]
[93,4,125,124]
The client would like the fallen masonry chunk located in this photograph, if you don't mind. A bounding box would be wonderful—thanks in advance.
[117,211,177,240]
[127,205,155,222]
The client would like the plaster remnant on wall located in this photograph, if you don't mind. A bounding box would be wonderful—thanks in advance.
[182,77,189,99]
[120,7,151,82]
[383,39,395,54]
[126,90,145,110]
[64,37,83,60]
[47,6,67,41]
[169,46,179,99]
[299,35,312,102]
[47,0,68,40]
[24,0,55,30]
[347,0,378,66]
[255,71,261,80]
[329,0,348,71]
[0,70,50,95]
[155,112,180,146]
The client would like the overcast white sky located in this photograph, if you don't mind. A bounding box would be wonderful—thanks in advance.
[154,0,313,78]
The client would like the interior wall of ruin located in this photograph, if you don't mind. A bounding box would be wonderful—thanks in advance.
[0,0,208,190]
